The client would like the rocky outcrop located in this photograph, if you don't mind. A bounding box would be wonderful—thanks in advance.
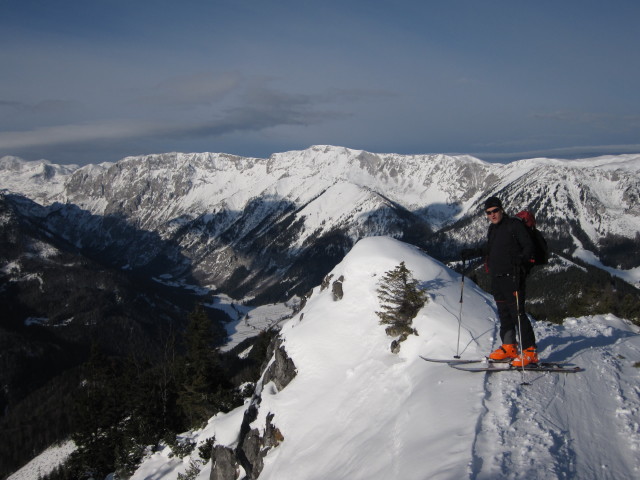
[235,412,284,480]
[210,446,239,480]
[211,336,296,480]
[332,275,345,300]
[262,342,297,391]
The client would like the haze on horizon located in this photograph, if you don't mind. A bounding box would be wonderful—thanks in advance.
[1,0,639,166]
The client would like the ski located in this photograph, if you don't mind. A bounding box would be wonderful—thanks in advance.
[419,355,510,365]
[449,362,582,373]
[420,356,481,364]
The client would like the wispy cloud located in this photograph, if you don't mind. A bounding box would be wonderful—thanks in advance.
[0,121,165,149]
[0,80,367,150]
[132,71,243,109]
[0,99,81,114]
[531,110,640,131]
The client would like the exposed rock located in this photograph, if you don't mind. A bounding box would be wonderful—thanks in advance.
[264,413,284,449]
[295,289,314,313]
[210,445,239,480]
[215,336,296,479]
[262,339,297,391]
[332,275,344,300]
[321,273,333,291]
[234,397,260,479]
[235,412,284,480]
[384,325,415,338]
[238,427,263,479]
[385,325,418,354]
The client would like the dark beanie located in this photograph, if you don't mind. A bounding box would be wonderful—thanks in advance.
[484,196,503,210]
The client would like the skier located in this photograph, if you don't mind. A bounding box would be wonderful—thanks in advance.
[461,196,539,367]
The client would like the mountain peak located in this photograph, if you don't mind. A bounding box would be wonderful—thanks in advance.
[2,147,639,298]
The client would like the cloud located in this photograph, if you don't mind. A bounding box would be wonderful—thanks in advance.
[531,111,613,124]
[531,110,640,131]
[0,81,360,151]
[0,100,26,111]
[133,71,242,109]
[165,84,353,140]
[0,121,165,150]
[0,99,82,115]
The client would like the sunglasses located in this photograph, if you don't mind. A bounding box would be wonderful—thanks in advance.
[485,208,501,215]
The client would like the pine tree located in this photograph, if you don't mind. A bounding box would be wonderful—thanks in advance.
[69,343,125,479]
[178,305,229,427]
[114,351,183,478]
[376,262,427,338]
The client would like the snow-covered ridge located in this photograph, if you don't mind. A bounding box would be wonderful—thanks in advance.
[125,236,640,480]
[0,156,80,204]
[2,146,639,229]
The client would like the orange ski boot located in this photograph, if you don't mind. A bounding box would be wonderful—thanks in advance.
[488,344,519,362]
[511,347,539,367]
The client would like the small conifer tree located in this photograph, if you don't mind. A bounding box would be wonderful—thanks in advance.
[70,343,125,479]
[177,305,220,426]
[177,305,238,427]
[376,262,427,341]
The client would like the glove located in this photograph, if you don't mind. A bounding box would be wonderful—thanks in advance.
[461,248,478,260]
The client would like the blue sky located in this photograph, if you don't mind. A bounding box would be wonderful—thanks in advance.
[1,0,639,165]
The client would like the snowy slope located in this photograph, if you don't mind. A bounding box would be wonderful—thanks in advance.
[252,237,495,480]
[126,236,640,480]
[7,441,76,480]
[0,156,80,205]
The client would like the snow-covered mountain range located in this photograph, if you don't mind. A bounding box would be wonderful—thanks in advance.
[2,146,639,302]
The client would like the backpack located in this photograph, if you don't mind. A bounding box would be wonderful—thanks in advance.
[515,210,549,267]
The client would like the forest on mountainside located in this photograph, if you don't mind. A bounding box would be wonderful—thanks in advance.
[1,305,275,480]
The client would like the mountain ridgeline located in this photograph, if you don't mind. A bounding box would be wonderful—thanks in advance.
[2,146,639,304]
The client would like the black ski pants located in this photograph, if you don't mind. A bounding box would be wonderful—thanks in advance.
[491,274,537,350]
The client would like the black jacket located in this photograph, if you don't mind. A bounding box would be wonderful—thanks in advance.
[485,215,534,276]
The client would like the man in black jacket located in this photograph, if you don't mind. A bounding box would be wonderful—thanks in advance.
[462,196,539,366]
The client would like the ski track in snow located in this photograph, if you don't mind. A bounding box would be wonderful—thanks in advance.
[470,316,640,480]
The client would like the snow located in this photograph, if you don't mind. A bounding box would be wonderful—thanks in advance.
[0,156,79,203]
[129,406,248,480]
[11,236,640,479]
[124,236,640,480]
[573,245,640,287]
[7,441,76,480]
[516,154,640,173]
[473,314,640,479]
[24,316,49,326]
[204,295,297,352]
[249,237,498,479]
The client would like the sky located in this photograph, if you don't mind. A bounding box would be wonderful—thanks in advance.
[1,0,640,166]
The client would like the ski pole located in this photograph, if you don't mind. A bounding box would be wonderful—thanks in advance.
[455,258,465,359]
[513,268,529,385]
